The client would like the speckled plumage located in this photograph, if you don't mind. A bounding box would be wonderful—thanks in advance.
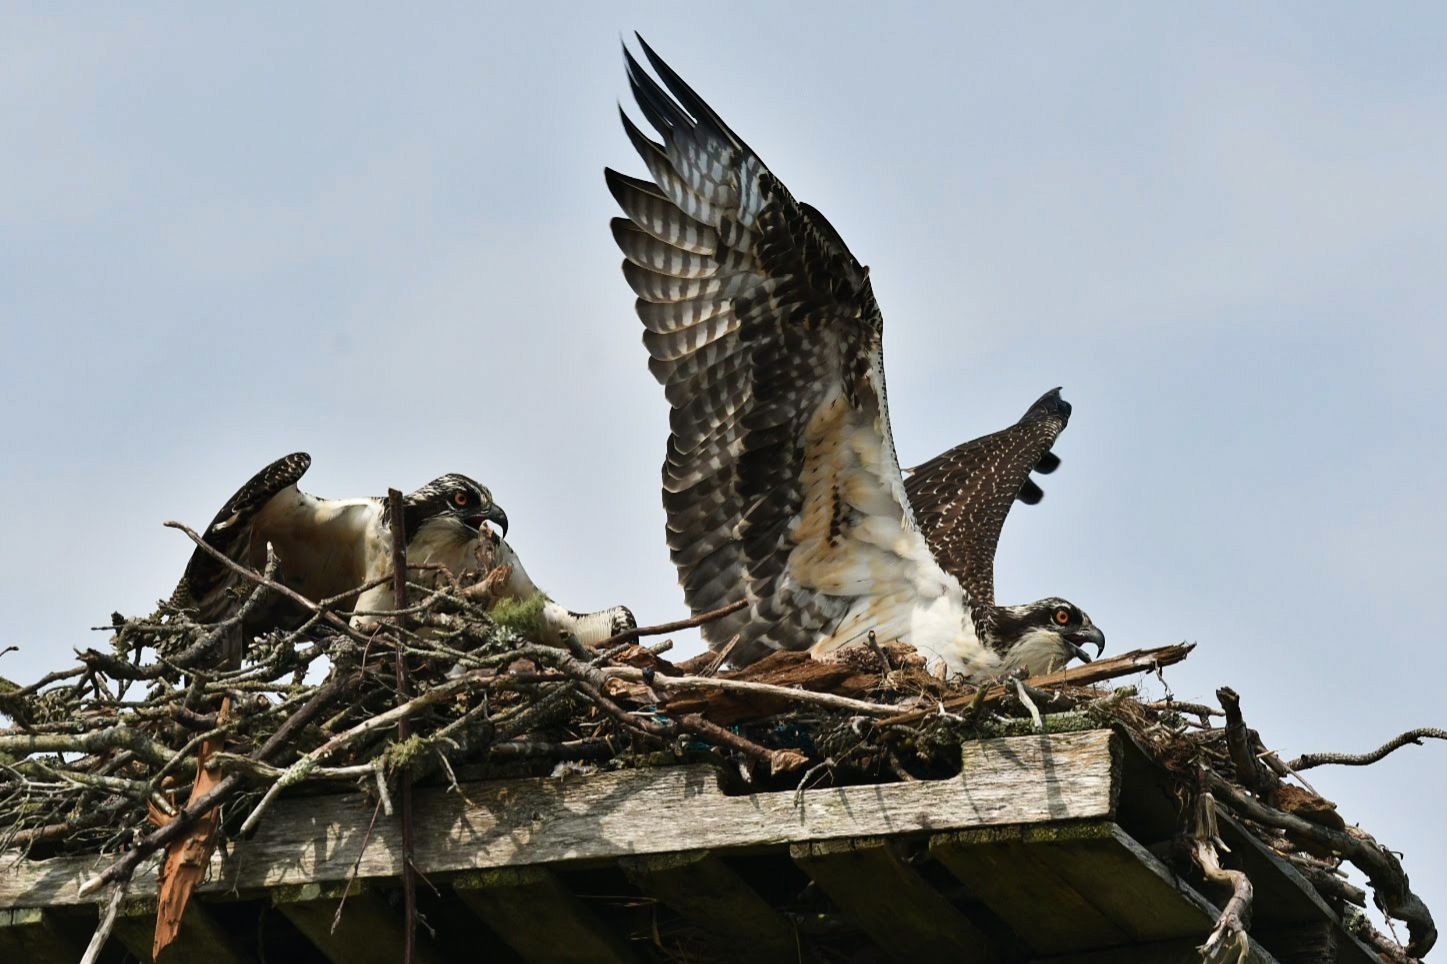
[904,388,1071,640]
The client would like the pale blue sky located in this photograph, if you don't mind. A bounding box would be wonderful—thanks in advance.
[3,2,1444,936]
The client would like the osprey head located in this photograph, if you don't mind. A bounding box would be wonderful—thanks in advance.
[402,474,508,539]
[992,597,1105,676]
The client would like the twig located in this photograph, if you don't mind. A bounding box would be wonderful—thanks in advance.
[603,666,898,716]
[881,644,1195,726]
[700,634,740,678]
[1194,791,1253,963]
[1287,727,1447,772]
[0,727,177,769]
[80,879,131,964]
[331,797,385,935]
[678,713,808,775]
[1012,678,1044,733]
[586,599,747,651]
[387,488,418,964]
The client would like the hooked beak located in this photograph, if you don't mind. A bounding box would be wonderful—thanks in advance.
[1064,624,1106,664]
[466,504,509,538]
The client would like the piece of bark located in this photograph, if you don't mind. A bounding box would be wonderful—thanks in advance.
[151,697,231,960]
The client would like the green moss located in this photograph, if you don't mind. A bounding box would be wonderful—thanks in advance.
[384,734,429,771]
[487,593,550,642]
[974,712,1101,738]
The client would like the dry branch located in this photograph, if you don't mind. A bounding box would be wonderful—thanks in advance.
[1205,771,1436,956]
[1288,727,1447,772]
[880,643,1194,726]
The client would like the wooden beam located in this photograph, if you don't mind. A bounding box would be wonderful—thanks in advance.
[452,866,638,964]
[0,907,88,963]
[110,894,254,964]
[1253,921,1338,964]
[936,823,1295,961]
[791,837,1000,964]
[930,826,1132,954]
[272,881,451,964]
[619,850,797,963]
[0,730,1120,909]
[1031,936,1279,963]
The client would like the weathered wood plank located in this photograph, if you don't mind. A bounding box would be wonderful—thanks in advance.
[111,894,254,964]
[0,906,89,963]
[1032,936,1278,963]
[930,827,1131,953]
[1022,823,1211,941]
[273,881,451,964]
[0,730,1119,909]
[453,866,637,964]
[791,837,1000,964]
[935,822,1220,948]
[619,850,797,963]
[1253,921,1338,964]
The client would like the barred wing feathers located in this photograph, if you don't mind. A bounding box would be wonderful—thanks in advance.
[904,388,1070,633]
[608,38,974,668]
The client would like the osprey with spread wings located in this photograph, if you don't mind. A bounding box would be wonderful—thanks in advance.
[607,38,1103,677]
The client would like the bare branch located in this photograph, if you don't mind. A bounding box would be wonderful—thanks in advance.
[1288,727,1447,772]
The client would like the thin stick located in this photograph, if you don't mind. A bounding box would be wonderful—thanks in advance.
[1287,727,1447,772]
[880,644,1195,726]
[80,879,131,964]
[600,665,898,716]
[678,713,808,774]
[1194,791,1253,963]
[585,599,747,651]
[387,488,418,964]
[331,796,385,935]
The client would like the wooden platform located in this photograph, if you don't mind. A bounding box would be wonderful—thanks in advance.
[0,729,1377,963]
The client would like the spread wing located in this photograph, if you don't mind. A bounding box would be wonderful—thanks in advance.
[168,452,311,623]
[904,388,1070,617]
[608,37,950,664]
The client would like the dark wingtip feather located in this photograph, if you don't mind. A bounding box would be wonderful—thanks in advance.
[603,167,634,205]
[1017,478,1045,505]
[1034,451,1062,474]
[634,35,734,142]
[1020,386,1071,425]
[623,43,690,136]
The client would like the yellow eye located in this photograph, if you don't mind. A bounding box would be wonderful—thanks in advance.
[453,491,469,507]
[1053,608,1071,626]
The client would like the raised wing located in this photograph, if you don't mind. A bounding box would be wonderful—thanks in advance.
[168,452,311,623]
[608,37,945,664]
[904,388,1071,619]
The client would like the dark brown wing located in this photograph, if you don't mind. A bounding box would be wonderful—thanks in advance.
[904,389,1070,614]
[168,452,311,623]
[608,38,918,663]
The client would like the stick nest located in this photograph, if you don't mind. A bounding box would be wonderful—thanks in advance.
[0,553,1437,961]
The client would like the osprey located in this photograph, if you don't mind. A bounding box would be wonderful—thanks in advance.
[169,453,632,664]
[606,39,1103,677]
